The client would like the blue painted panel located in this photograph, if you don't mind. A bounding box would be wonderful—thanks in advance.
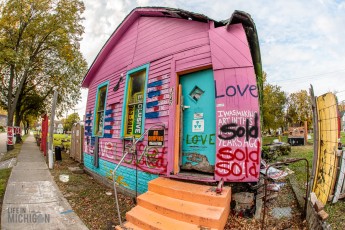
[105,109,113,116]
[148,90,161,98]
[104,117,115,122]
[145,112,159,119]
[83,153,158,194]
[180,69,216,168]
[147,80,163,88]
[103,133,112,138]
[103,125,113,130]
[146,101,159,108]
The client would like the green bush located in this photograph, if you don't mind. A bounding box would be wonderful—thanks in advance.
[53,134,71,150]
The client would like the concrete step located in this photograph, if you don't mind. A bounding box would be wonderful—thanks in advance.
[115,221,144,230]
[116,177,231,230]
[126,206,215,230]
[148,177,231,207]
[137,191,228,229]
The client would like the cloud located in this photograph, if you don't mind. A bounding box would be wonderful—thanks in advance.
[77,0,345,116]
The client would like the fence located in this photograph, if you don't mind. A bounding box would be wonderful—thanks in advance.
[261,158,309,229]
[70,123,84,163]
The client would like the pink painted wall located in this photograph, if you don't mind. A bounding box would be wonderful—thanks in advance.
[84,14,261,182]
[210,25,261,182]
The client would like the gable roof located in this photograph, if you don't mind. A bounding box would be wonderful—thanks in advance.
[81,7,262,91]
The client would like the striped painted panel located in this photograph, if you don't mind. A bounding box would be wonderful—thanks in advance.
[103,103,121,138]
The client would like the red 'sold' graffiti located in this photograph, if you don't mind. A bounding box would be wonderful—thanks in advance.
[215,141,260,180]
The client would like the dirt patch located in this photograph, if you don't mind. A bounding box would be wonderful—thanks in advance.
[51,151,308,229]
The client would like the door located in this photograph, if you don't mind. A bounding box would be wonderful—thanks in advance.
[180,69,216,173]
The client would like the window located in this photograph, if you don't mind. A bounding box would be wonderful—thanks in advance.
[121,64,149,139]
[93,82,108,136]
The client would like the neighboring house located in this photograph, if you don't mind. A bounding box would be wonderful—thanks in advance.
[54,121,64,134]
[82,7,262,195]
[0,114,7,127]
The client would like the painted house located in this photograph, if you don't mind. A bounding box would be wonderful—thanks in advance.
[54,121,64,134]
[82,7,263,195]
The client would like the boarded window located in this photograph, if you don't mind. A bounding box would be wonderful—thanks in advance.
[122,66,148,138]
[94,84,108,136]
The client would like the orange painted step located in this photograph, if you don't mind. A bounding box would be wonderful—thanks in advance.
[137,191,228,229]
[126,205,216,230]
[115,222,144,230]
[148,177,231,207]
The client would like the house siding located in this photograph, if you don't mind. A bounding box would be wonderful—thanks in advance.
[83,14,261,194]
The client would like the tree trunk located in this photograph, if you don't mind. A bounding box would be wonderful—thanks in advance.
[14,109,23,144]
[6,111,14,151]
[24,119,29,135]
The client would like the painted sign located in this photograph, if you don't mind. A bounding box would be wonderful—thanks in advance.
[148,130,164,146]
[192,120,204,132]
[126,94,144,137]
[7,126,13,136]
[7,126,13,146]
[312,93,338,204]
[214,68,261,182]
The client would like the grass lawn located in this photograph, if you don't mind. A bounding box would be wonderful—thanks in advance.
[266,132,345,230]
[1,135,28,162]
[0,168,12,199]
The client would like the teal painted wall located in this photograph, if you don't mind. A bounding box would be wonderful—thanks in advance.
[83,153,158,194]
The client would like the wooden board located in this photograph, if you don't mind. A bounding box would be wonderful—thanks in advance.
[309,85,319,197]
[312,93,338,204]
[332,151,345,203]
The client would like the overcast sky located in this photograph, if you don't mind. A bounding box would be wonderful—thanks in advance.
[75,0,345,117]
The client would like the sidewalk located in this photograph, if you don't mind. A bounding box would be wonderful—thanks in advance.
[1,135,88,230]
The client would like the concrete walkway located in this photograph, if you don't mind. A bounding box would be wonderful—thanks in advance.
[1,135,88,230]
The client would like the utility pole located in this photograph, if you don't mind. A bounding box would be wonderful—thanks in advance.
[48,91,58,169]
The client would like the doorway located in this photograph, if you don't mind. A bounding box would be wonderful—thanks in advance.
[178,69,216,174]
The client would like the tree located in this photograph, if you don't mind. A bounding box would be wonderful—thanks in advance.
[338,100,345,113]
[0,0,87,150]
[262,72,287,134]
[286,90,312,128]
[62,112,80,132]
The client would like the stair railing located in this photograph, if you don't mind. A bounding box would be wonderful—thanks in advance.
[112,123,166,226]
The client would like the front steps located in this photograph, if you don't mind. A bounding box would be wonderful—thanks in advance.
[116,177,231,230]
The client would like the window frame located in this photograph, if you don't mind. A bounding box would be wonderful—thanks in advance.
[121,64,149,139]
[93,81,109,137]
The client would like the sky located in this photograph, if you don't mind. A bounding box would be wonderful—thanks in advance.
[75,0,345,118]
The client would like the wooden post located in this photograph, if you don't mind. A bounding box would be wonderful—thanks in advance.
[48,91,58,169]
[173,85,182,174]
[304,120,308,145]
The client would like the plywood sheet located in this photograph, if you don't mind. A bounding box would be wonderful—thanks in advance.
[312,93,338,204]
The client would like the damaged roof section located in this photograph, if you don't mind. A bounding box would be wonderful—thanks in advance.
[82,7,263,91]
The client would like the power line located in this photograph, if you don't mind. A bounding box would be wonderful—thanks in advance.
[336,90,345,94]
[271,69,345,83]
